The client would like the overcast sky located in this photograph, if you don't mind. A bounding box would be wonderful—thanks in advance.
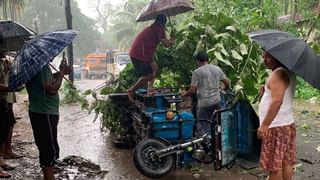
[75,0,124,19]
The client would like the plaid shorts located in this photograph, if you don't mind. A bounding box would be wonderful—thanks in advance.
[259,123,296,173]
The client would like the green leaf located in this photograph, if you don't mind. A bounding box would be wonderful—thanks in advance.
[214,51,224,61]
[214,33,230,40]
[176,40,186,50]
[215,54,235,69]
[215,43,229,57]
[194,40,203,56]
[231,50,243,60]
[240,44,248,55]
[82,90,92,95]
[226,25,236,32]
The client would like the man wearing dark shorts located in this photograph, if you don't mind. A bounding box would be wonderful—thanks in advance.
[26,59,69,180]
[181,52,230,137]
[128,14,175,101]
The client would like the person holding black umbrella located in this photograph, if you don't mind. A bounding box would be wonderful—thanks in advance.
[258,51,297,180]
[127,14,175,101]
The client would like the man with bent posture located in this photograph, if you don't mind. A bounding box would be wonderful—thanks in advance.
[181,51,230,136]
[258,51,296,180]
[127,14,175,101]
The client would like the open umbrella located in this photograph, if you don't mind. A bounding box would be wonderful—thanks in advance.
[0,20,35,52]
[9,29,78,91]
[248,29,320,89]
[136,0,194,22]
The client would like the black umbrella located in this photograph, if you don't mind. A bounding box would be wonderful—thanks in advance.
[248,29,320,90]
[0,20,35,52]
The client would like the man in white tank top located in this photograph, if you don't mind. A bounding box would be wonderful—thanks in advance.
[258,51,296,180]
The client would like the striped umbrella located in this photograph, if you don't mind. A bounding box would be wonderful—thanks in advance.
[9,29,78,91]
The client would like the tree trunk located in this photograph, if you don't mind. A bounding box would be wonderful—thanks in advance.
[3,0,7,19]
[10,1,14,20]
[65,0,74,83]
[306,0,320,43]
[284,0,289,14]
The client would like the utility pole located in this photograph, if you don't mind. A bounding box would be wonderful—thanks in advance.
[65,0,74,83]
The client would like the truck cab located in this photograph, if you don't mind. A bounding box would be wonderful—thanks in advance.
[113,52,130,77]
[83,52,114,79]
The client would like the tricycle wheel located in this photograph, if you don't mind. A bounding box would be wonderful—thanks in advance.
[133,139,175,178]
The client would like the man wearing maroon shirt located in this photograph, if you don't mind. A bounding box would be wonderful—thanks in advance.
[128,14,175,101]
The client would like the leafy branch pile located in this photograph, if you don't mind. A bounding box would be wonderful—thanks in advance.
[60,81,88,108]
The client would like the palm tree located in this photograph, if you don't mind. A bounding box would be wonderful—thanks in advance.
[110,0,148,50]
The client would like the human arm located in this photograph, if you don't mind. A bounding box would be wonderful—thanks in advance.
[160,39,174,47]
[257,69,289,139]
[181,85,197,97]
[258,85,265,103]
[160,30,176,48]
[221,79,230,90]
[181,71,198,97]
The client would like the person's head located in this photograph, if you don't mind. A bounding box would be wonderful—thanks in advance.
[195,51,209,66]
[154,14,167,27]
[262,51,285,70]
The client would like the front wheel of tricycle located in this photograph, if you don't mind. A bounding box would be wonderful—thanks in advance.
[133,139,175,178]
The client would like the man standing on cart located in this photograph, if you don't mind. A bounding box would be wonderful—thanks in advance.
[181,51,230,137]
[127,14,175,101]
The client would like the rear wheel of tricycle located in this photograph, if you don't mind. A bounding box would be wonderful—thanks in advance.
[133,139,175,178]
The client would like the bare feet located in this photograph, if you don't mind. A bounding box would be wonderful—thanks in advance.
[147,89,156,96]
[3,152,23,159]
[127,89,134,102]
[0,164,15,171]
[0,170,11,178]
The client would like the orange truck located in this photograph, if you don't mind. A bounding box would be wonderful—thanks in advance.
[83,52,115,79]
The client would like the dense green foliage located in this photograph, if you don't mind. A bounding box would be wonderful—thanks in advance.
[3,0,319,133]
[108,0,320,101]
[92,0,320,134]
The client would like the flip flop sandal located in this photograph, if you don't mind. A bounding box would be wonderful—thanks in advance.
[0,171,11,178]
[1,164,15,171]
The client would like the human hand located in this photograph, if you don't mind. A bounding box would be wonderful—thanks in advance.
[59,58,70,76]
[170,30,176,41]
[59,64,69,76]
[180,90,186,98]
[257,124,268,140]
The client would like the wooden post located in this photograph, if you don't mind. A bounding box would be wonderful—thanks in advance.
[65,0,74,83]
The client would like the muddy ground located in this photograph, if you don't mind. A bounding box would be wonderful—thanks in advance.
[2,80,320,180]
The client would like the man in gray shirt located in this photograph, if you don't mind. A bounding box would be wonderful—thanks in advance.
[181,51,230,136]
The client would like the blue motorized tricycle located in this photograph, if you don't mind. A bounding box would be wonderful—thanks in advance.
[108,88,261,178]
